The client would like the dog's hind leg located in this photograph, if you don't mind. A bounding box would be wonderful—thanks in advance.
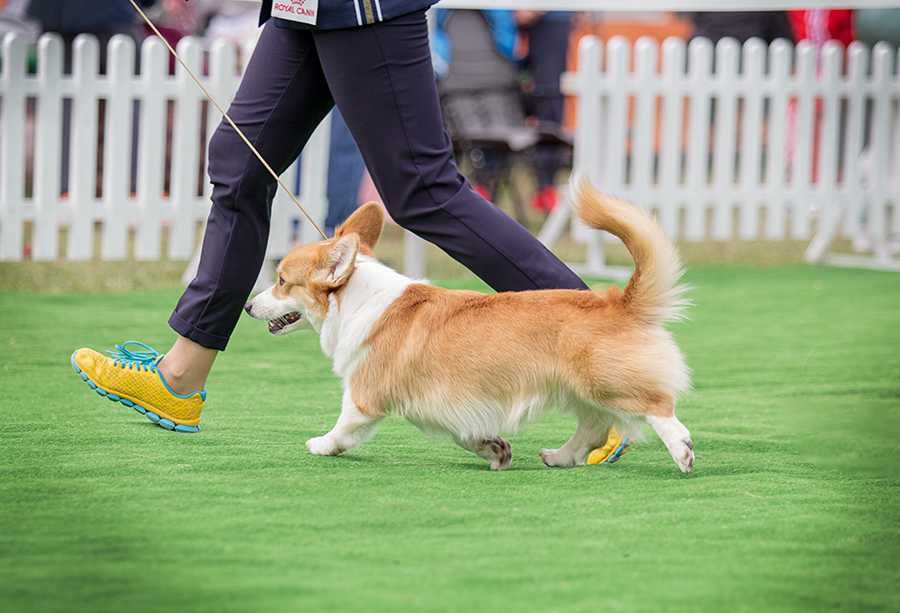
[455,436,512,471]
[306,389,382,456]
[646,415,694,473]
[605,395,694,473]
[540,409,613,468]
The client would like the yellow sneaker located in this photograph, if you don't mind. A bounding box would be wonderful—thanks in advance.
[586,428,630,465]
[70,341,205,433]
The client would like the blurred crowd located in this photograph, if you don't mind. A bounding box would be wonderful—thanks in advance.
[2,1,899,231]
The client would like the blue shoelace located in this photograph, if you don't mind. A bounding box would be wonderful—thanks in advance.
[106,340,161,372]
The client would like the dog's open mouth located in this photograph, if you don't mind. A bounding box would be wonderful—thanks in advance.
[268,312,302,334]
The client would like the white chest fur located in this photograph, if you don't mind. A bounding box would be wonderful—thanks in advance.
[319,257,414,380]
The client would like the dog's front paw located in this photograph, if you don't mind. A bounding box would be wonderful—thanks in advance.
[306,435,342,456]
[540,447,576,468]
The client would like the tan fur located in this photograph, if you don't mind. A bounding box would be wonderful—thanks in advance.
[345,181,689,425]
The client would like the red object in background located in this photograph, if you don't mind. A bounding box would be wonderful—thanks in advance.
[785,10,854,184]
[473,183,493,202]
[788,9,854,45]
[142,24,186,74]
[531,185,558,213]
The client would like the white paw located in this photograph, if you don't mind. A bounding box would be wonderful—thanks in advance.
[306,435,342,456]
[672,439,694,473]
[540,448,575,468]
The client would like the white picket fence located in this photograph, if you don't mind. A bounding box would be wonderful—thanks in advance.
[542,35,900,274]
[0,32,333,263]
[1,31,899,269]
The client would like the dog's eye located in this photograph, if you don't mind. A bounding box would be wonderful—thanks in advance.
[278,275,285,287]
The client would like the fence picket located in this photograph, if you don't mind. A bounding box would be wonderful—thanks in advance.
[841,44,867,242]
[893,48,900,237]
[604,37,629,196]
[0,34,26,261]
[299,113,332,245]
[631,37,657,210]
[712,38,739,240]
[867,43,893,260]
[267,159,299,258]
[658,38,684,239]
[168,37,203,260]
[565,36,603,255]
[738,38,765,239]
[100,35,135,260]
[813,42,842,247]
[791,41,816,239]
[32,34,64,260]
[764,40,791,239]
[135,38,168,260]
[685,38,713,240]
[67,35,101,260]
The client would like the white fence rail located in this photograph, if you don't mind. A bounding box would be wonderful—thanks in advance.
[1,32,899,269]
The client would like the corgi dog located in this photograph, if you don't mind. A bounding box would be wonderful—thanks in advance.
[245,180,693,472]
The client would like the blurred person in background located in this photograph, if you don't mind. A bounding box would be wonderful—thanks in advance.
[855,8,900,47]
[686,11,792,44]
[517,10,573,213]
[26,0,157,195]
[27,0,157,72]
[787,8,854,47]
[433,8,521,202]
[0,0,38,43]
[158,0,259,44]
[323,112,366,236]
[786,9,853,180]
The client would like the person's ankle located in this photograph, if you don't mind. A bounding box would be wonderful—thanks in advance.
[158,357,205,397]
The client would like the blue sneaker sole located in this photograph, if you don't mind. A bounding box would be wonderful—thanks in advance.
[69,352,200,433]
[603,438,630,465]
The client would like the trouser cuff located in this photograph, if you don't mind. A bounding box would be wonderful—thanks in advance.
[169,311,230,351]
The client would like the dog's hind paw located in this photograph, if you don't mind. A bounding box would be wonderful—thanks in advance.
[477,437,512,471]
[674,438,694,473]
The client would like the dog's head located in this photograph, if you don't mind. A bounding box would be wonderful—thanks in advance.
[244,202,385,335]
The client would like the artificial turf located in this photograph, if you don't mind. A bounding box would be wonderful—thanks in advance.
[1,264,898,612]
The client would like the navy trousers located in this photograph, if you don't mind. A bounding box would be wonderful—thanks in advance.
[171,11,587,351]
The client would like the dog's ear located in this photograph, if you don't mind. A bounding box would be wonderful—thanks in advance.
[335,202,384,250]
[315,233,360,288]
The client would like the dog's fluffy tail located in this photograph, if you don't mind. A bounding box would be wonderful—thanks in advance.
[571,177,689,324]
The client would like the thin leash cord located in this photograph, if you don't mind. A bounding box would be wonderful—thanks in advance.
[126,0,327,240]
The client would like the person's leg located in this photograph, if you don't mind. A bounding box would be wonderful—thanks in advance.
[313,11,586,293]
[162,23,334,392]
[527,14,572,198]
[324,109,366,235]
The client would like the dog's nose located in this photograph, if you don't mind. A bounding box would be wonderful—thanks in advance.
[243,303,253,315]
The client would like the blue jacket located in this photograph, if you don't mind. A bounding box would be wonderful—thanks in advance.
[259,0,438,30]
[431,9,518,78]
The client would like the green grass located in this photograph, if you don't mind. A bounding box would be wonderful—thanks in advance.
[1,265,899,612]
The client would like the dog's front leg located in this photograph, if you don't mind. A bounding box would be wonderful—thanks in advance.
[306,389,381,456]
